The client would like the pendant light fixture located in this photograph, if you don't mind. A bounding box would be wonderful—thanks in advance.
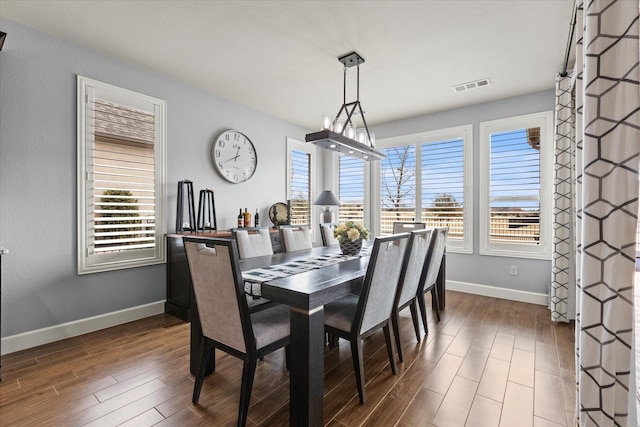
[305,52,385,161]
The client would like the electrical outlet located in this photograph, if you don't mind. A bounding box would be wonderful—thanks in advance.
[510,265,518,276]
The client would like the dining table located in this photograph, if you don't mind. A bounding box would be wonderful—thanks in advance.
[187,242,446,427]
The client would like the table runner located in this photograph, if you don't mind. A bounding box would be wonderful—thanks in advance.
[242,247,370,296]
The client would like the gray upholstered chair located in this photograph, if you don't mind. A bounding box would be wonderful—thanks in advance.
[231,227,277,312]
[391,228,435,362]
[232,227,274,259]
[280,225,312,252]
[319,223,339,246]
[324,233,409,404]
[392,221,426,234]
[183,237,290,427]
[416,227,448,334]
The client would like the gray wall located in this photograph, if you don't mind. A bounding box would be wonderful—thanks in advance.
[0,18,308,337]
[373,90,555,295]
[0,17,553,342]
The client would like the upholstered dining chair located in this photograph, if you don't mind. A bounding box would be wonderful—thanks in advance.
[392,221,426,234]
[319,223,339,246]
[280,225,313,252]
[232,227,274,259]
[416,227,448,334]
[183,237,290,427]
[231,227,277,313]
[391,228,435,363]
[324,233,409,404]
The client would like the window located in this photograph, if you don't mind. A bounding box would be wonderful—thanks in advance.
[286,138,313,225]
[338,155,366,223]
[77,76,166,274]
[376,125,472,253]
[421,134,471,252]
[380,145,417,234]
[479,111,553,259]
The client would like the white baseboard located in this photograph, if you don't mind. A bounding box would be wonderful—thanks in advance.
[447,280,548,306]
[1,301,166,356]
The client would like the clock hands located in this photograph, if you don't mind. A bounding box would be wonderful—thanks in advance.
[223,147,241,163]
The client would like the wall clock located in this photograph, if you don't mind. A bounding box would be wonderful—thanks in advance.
[211,130,257,183]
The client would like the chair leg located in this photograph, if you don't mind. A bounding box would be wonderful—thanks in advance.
[192,341,213,404]
[284,345,290,370]
[383,324,397,375]
[430,287,441,321]
[350,337,366,404]
[238,356,258,427]
[390,309,404,363]
[417,288,429,335]
[409,299,422,343]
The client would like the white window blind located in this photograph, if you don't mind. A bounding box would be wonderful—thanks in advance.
[421,138,465,242]
[78,76,166,274]
[338,155,365,223]
[488,128,541,245]
[380,145,417,235]
[479,111,552,259]
[289,149,311,225]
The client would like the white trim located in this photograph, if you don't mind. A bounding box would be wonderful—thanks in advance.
[375,124,473,253]
[478,111,553,260]
[1,301,165,355]
[447,280,548,306]
[77,75,167,274]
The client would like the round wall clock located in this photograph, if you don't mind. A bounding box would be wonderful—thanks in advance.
[211,130,257,183]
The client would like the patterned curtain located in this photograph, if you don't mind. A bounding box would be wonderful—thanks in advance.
[551,72,576,323]
[573,1,640,426]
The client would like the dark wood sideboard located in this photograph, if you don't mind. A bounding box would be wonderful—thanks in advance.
[165,228,282,321]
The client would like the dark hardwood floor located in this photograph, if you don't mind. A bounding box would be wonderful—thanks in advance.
[0,291,575,426]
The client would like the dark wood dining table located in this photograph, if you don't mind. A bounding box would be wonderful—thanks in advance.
[189,243,446,427]
[243,246,369,426]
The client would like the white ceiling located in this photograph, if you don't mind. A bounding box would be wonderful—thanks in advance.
[0,0,575,130]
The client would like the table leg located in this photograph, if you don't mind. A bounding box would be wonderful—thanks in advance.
[289,306,325,427]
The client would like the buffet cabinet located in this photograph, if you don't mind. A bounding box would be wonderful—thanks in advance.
[165,229,282,321]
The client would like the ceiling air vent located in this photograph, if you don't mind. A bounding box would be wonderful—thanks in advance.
[453,78,491,93]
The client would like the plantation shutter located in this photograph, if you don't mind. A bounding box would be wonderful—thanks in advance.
[80,80,165,273]
[338,155,365,223]
[289,149,311,225]
[421,138,465,242]
[488,127,541,245]
[380,145,417,235]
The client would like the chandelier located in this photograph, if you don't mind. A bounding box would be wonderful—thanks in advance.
[305,52,385,161]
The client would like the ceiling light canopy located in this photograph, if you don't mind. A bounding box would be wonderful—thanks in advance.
[305,52,385,161]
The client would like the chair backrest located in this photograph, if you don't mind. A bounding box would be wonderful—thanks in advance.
[280,225,313,252]
[355,233,409,334]
[232,227,274,259]
[422,227,448,289]
[319,223,339,246]
[183,237,252,354]
[395,228,435,308]
[392,222,426,234]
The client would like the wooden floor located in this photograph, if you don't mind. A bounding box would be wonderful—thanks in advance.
[0,291,575,426]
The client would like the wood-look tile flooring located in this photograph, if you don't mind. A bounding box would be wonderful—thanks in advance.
[0,291,575,426]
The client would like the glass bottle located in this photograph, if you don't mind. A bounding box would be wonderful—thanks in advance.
[254,209,260,227]
[237,209,243,227]
[243,208,251,228]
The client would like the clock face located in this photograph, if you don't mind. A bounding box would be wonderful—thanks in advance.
[211,130,257,183]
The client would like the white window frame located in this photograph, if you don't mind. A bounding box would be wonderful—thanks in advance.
[77,76,167,274]
[479,111,553,259]
[285,137,315,233]
[373,125,473,253]
[337,154,370,225]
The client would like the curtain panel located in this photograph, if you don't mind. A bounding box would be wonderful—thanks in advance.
[551,72,577,323]
[571,1,640,426]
